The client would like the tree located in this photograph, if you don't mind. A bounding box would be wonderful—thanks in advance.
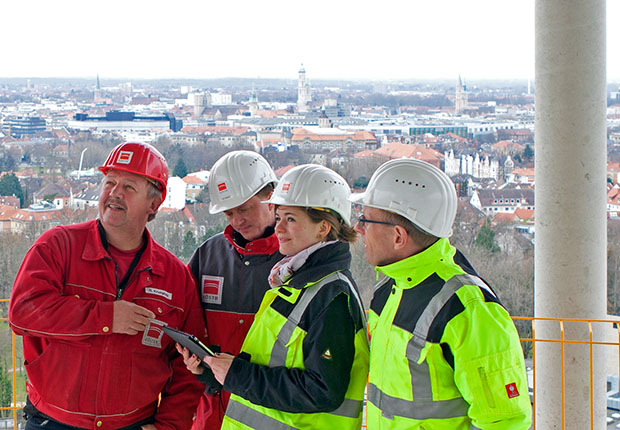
[0,361,11,418]
[475,219,500,253]
[0,173,25,207]
[181,230,197,261]
[173,158,188,178]
[353,176,369,189]
[44,193,58,203]
[522,144,534,162]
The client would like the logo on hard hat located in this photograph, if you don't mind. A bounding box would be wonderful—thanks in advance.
[116,151,133,165]
[217,182,227,192]
[282,183,291,193]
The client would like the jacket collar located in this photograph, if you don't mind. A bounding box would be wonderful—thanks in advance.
[287,241,352,289]
[82,219,164,277]
[224,224,280,255]
[376,238,456,288]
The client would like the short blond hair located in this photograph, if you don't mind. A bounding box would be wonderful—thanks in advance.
[381,210,438,249]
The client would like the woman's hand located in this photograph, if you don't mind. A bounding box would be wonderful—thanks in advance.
[203,353,235,384]
[175,343,204,375]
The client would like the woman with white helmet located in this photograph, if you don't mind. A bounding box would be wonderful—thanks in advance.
[184,164,369,430]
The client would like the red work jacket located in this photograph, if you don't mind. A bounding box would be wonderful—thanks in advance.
[9,220,206,430]
[187,225,281,429]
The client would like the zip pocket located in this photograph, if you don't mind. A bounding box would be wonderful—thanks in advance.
[478,366,496,409]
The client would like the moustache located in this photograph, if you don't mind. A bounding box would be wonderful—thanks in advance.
[105,198,127,210]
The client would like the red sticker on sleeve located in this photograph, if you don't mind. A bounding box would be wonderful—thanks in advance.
[506,382,519,398]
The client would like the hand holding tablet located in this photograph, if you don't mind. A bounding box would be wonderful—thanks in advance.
[162,326,215,358]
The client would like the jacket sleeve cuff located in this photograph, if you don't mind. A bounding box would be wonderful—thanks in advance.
[99,301,115,334]
[223,356,251,395]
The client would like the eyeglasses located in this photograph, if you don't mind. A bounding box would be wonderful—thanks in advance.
[355,217,397,228]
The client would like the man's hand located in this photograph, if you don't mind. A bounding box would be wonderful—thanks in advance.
[112,300,155,335]
[175,343,204,375]
[203,353,235,385]
[141,424,157,430]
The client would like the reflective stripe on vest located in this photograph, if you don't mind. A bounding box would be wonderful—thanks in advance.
[269,271,363,368]
[330,397,363,419]
[368,383,469,420]
[371,273,491,420]
[408,273,494,363]
[266,271,365,420]
[227,399,299,430]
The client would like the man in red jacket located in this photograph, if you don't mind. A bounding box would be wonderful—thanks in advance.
[187,150,282,429]
[9,142,205,430]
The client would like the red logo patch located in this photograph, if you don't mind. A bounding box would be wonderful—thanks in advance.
[116,150,133,164]
[282,183,290,191]
[146,323,164,339]
[201,275,224,305]
[505,382,519,398]
[217,182,227,192]
[203,279,220,295]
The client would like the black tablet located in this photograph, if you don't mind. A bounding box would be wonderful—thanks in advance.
[163,326,215,358]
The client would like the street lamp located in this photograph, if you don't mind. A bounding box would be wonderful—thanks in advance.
[78,148,88,179]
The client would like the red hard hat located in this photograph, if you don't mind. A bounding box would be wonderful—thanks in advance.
[98,142,169,202]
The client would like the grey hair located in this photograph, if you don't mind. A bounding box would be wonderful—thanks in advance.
[146,182,163,222]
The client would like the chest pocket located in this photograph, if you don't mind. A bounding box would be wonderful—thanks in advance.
[371,274,486,421]
[134,296,183,328]
[268,272,359,368]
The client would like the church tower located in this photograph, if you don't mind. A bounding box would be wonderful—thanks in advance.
[318,110,332,128]
[455,75,467,114]
[94,74,101,103]
[249,87,258,116]
[297,64,312,113]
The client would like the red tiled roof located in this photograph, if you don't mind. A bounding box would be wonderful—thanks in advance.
[181,126,249,135]
[492,212,518,224]
[493,140,525,150]
[274,165,296,177]
[12,208,62,222]
[514,208,535,220]
[183,207,196,224]
[291,128,376,142]
[0,204,18,221]
[256,110,288,118]
[0,196,20,208]
[182,175,205,185]
[512,168,535,177]
[354,143,443,167]
[444,132,467,142]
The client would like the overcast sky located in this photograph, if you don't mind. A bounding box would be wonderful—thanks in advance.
[2,0,618,81]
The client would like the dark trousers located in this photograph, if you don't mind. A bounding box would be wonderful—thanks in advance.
[25,414,82,430]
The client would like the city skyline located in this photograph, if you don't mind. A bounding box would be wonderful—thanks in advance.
[2,0,619,82]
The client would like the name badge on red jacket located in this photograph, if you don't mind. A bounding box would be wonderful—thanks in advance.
[202,275,224,305]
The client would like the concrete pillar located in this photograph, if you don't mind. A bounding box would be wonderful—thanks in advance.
[535,1,607,428]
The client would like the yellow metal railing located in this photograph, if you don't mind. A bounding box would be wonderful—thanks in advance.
[2,312,620,429]
[512,316,620,430]
[0,298,18,428]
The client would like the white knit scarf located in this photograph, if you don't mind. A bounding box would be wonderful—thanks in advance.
[268,240,338,288]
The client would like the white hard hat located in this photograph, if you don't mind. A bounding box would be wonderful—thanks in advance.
[266,164,352,226]
[349,158,457,238]
[208,150,277,214]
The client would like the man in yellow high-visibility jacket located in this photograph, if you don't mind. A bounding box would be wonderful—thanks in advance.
[350,158,532,429]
